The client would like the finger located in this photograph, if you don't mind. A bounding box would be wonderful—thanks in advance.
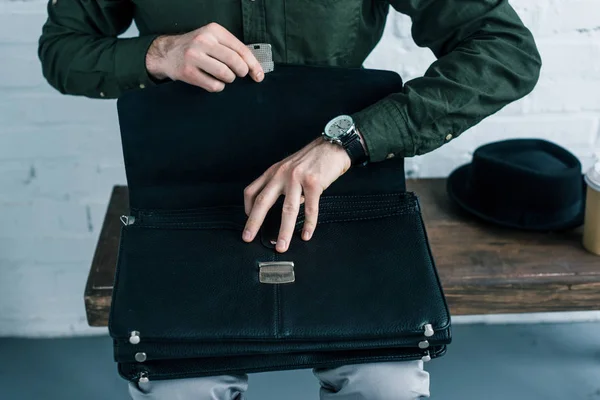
[243,172,270,216]
[183,49,236,83]
[276,184,303,253]
[206,44,250,78]
[212,27,264,82]
[301,188,320,241]
[242,183,282,243]
[192,52,237,83]
[179,65,225,92]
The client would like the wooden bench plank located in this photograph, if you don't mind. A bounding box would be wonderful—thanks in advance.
[84,180,600,327]
[84,186,128,327]
[410,179,600,315]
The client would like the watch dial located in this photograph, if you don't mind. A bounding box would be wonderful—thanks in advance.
[326,116,353,138]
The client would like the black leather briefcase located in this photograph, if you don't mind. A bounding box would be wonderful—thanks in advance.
[109,64,451,384]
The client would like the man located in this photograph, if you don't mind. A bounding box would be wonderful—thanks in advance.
[38,1,541,399]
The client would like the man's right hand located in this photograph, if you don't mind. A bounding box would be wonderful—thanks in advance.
[145,22,265,92]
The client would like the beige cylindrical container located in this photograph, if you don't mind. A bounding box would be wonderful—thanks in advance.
[583,162,600,255]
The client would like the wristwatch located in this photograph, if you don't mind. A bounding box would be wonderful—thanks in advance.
[322,115,369,167]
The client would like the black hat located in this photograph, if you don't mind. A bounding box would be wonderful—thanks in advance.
[447,139,586,231]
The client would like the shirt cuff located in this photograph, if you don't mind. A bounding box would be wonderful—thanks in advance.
[351,96,414,162]
[114,34,162,93]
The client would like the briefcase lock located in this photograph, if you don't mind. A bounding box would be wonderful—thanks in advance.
[258,261,295,284]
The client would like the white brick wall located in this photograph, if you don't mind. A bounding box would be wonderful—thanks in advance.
[0,0,125,336]
[0,0,599,337]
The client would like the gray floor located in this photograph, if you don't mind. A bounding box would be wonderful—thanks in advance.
[1,322,600,400]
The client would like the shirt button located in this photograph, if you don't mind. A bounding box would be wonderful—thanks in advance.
[99,92,105,97]
[445,133,453,141]
[139,84,146,89]
[385,153,395,159]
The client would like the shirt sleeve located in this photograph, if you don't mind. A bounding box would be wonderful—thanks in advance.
[352,0,542,162]
[38,0,161,99]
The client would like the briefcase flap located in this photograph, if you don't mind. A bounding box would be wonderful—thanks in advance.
[116,64,406,211]
[108,192,451,363]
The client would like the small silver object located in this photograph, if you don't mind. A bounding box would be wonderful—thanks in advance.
[135,352,147,363]
[120,215,136,226]
[129,331,140,344]
[323,115,355,143]
[422,351,431,362]
[418,340,429,349]
[246,43,274,73]
[424,324,434,337]
[129,331,141,345]
[138,372,149,384]
[258,261,295,284]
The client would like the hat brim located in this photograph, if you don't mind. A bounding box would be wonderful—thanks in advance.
[446,164,586,232]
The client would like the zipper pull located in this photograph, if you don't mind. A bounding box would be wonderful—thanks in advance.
[120,215,136,226]
[138,371,149,384]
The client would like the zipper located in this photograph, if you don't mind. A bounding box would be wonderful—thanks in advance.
[119,192,418,229]
[120,205,248,229]
[316,192,414,209]
[294,192,418,230]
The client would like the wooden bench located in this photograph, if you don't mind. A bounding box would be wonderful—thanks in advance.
[84,180,600,327]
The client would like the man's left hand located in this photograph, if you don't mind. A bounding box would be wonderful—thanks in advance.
[242,136,352,253]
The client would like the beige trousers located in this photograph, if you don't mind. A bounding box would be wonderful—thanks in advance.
[128,360,430,400]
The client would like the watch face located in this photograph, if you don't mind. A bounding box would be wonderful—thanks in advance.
[324,115,353,139]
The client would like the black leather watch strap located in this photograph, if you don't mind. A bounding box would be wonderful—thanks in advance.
[344,135,369,166]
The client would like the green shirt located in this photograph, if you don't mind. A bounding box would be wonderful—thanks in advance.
[38,0,541,163]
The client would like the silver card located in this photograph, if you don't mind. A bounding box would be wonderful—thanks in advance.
[246,43,275,73]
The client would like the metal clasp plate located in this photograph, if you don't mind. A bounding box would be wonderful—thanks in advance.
[259,261,295,284]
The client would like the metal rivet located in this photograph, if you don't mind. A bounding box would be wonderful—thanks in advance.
[422,352,431,362]
[139,83,146,89]
[139,372,149,384]
[99,92,105,97]
[135,352,147,363]
[418,340,430,349]
[424,324,434,337]
[445,133,453,141]
[385,153,395,159]
[52,0,57,4]
[129,331,141,345]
